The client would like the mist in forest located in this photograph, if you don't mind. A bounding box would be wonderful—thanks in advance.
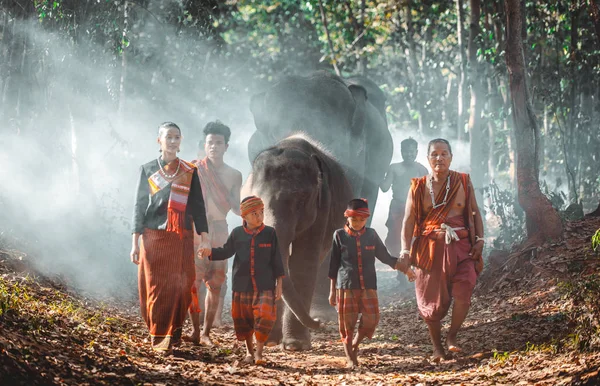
[2,0,597,300]
[0,16,257,298]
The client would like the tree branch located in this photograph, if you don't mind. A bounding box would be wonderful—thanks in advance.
[318,0,341,76]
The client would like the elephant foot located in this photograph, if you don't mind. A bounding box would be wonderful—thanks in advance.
[282,338,311,352]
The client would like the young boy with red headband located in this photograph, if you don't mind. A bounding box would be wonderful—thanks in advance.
[328,198,416,368]
[199,196,284,365]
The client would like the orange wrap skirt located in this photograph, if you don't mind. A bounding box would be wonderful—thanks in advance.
[139,228,195,351]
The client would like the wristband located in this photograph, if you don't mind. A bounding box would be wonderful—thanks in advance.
[400,249,410,256]
[475,236,485,244]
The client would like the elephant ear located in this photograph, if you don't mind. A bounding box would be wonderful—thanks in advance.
[250,92,268,132]
[348,84,367,137]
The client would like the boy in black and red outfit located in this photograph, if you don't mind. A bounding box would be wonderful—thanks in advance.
[328,198,415,368]
[199,196,284,365]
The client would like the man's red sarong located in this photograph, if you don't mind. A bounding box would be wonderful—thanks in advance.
[139,228,195,351]
[409,171,479,323]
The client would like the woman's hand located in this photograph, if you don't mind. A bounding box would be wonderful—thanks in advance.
[130,244,140,265]
[329,291,337,307]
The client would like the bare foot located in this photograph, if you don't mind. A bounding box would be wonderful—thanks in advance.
[154,348,173,357]
[200,335,215,347]
[182,333,200,345]
[431,347,446,363]
[352,342,359,357]
[345,357,358,369]
[447,336,462,353]
[242,355,254,365]
[254,356,266,366]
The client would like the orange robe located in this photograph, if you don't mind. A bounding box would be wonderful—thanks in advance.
[409,171,479,322]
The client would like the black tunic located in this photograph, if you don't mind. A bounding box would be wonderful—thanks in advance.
[210,225,285,292]
[132,158,209,234]
[328,227,398,290]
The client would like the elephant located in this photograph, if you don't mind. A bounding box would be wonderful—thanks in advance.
[248,71,393,223]
[242,135,353,351]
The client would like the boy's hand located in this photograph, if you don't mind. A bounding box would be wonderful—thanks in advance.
[394,258,409,273]
[197,248,211,259]
[329,292,336,307]
[275,283,282,300]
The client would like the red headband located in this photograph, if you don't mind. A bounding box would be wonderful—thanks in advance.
[344,208,370,218]
[240,196,264,217]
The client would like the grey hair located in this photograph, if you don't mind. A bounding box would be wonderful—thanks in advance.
[427,138,452,155]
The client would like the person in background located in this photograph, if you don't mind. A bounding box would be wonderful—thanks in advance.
[380,137,428,286]
[187,121,242,346]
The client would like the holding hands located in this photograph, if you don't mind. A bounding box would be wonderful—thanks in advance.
[396,251,416,282]
[197,232,212,259]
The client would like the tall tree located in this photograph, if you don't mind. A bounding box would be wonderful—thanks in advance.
[456,0,467,140]
[504,0,563,241]
[468,0,486,203]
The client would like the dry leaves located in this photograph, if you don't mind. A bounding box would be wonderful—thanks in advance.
[1,217,600,385]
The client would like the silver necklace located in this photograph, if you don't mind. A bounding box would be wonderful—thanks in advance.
[428,173,451,209]
[157,157,181,179]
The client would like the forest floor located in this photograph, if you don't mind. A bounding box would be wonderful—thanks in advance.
[1,217,600,385]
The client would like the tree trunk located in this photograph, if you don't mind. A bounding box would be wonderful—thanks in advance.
[589,0,600,47]
[117,1,129,117]
[456,0,467,140]
[504,0,563,241]
[468,0,486,204]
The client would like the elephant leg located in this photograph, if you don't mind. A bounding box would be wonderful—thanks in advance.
[282,239,321,351]
[310,251,337,322]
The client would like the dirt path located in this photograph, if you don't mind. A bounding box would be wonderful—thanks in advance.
[1,217,600,385]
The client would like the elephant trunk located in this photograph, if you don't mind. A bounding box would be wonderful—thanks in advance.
[281,277,321,330]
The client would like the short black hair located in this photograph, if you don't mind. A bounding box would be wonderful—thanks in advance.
[347,198,369,211]
[158,121,181,135]
[401,137,418,150]
[427,138,452,155]
[202,120,231,145]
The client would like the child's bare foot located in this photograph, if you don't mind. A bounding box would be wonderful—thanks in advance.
[345,357,359,369]
[242,355,254,364]
[200,335,214,347]
[254,353,266,366]
[182,332,200,345]
[352,342,360,356]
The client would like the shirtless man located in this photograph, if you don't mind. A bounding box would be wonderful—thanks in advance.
[400,138,484,361]
[187,121,242,346]
[380,138,428,284]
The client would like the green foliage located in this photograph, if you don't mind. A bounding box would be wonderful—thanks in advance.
[558,274,600,351]
[592,229,600,252]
